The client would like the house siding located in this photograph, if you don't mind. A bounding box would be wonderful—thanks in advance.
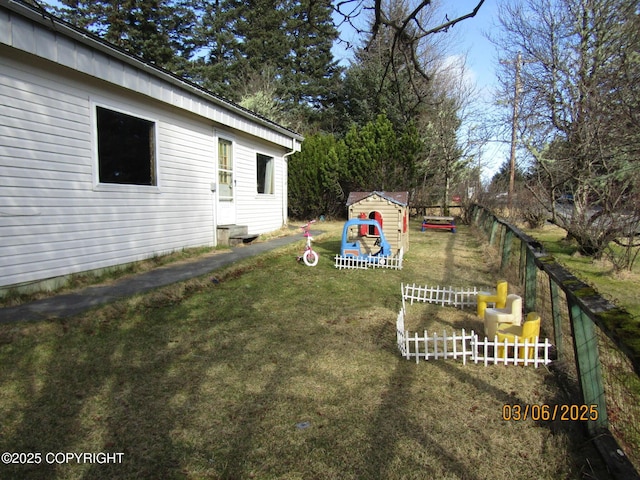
[0,52,217,288]
[231,133,288,235]
[0,1,301,291]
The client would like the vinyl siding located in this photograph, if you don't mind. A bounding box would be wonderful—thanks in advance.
[231,134,288,235]
[0,54,216,287]
[0,1,299,290]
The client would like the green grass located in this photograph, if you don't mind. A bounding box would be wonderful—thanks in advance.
[0,222,610,479]
[522,223,640,319]
[520,223,640,469]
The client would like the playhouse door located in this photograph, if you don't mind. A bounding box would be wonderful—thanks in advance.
[217,138,236,226]
[368,211,382,235]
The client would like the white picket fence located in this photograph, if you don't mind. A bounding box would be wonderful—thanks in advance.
[396,288,553,367]
[402,283,479,308]
[334,253,403,270]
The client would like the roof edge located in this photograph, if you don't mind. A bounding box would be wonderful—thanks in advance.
[346,191,409,207]
[1,0,304,143]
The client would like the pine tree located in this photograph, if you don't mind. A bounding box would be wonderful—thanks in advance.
[284,0,342,109]
[189,0,243,99]
[54,0,198,69]
[228,0,342,126]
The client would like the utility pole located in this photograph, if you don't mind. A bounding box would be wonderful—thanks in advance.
[508,52,522,209]
[501,52,524,210]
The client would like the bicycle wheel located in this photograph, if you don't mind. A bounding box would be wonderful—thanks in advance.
[303,249,319,267]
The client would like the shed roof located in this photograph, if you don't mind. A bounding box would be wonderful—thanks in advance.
[346,191,409,207]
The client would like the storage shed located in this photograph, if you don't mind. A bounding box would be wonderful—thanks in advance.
[346,191,409,256]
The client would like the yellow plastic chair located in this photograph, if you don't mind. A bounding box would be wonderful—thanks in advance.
[477,280,508,318]
[484,294,522,339]
[497,312,541,360]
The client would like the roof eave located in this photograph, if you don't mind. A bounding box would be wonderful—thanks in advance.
[1,0,304,143]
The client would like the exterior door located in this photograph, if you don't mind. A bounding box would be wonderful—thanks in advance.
[217,138,236,225]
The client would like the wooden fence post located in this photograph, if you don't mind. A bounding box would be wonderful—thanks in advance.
[568,302,608,433]
[500,229,513,273]
[549,278,563,359]
[524,249,537,313]
[519,239,526,285]
[489,219,499,247]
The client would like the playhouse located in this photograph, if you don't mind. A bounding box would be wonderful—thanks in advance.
[346,191,410,256]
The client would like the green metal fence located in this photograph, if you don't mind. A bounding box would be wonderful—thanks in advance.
[470,204,640,479]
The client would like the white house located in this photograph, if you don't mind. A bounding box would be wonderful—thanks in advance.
[0,0,303,293]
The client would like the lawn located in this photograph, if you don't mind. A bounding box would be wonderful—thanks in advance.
[0,221,610,479]
[522,223,640,319]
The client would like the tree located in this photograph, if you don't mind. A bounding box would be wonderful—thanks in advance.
[337,113,421,193]
[489,159,525,194]
[288,114,422,219]
[288,133,345,219]
[337,0,447,132]
[53,0,199,70]
[230,0,341,122]
[493,0,640,266]
[338,1,482,215]
[415,56,482,216]
[333,0,486,93]
[187,0,243,99]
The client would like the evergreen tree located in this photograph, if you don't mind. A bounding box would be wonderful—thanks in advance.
[336,114,420,193]
[54,0,198,69]
[284,0,342,110]
[240,0,341,127]
[339,10,432,133]
[288,133,345,219]
[188,0,242,99]
[288,114,422,219]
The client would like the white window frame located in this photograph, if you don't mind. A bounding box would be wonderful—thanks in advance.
[91,100,160,193]
[217,135,235,201]
[256,153,275,195]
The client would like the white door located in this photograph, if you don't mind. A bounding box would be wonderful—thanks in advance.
[217,138,236,225]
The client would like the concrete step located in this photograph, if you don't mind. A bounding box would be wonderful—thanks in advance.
[229,233,259,247]
[217,225,252,246]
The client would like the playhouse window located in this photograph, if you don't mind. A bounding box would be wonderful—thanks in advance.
[368,211,383,236]
[96,106,156,185]
[257,154,274,194]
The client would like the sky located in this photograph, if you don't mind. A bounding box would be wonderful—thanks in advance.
[332,0,509,182]
[42,0,507,181]
[450,0,509,181]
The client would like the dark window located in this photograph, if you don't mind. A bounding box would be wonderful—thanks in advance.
[368,211,383,236]
[256,154,274,194]
[97,106,156,185]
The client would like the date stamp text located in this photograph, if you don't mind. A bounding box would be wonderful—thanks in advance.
[502,404,599,421]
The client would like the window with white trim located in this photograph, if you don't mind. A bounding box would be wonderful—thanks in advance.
[218,139,233,199]
[96,106,156,185]
[256,154,274,194]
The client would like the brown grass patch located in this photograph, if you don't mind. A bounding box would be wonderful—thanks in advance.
[0,221,611,479]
